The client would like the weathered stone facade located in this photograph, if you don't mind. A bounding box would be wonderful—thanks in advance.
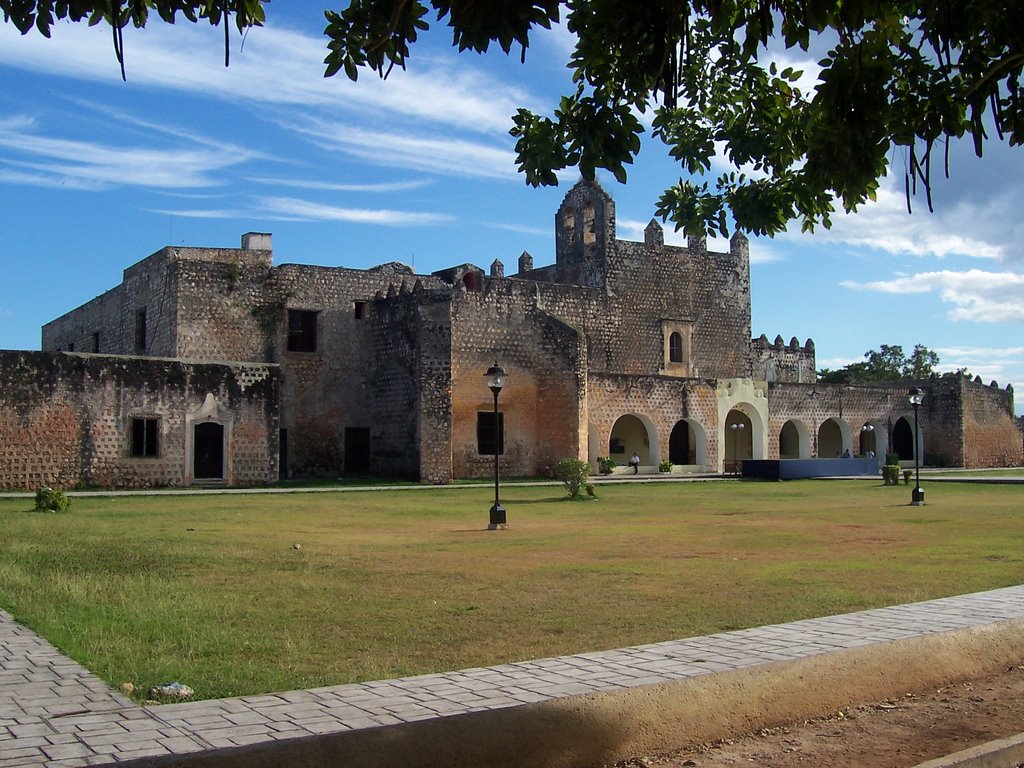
[0,351,278,489]
[2,179,1018,489]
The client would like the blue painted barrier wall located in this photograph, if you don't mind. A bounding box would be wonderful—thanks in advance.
[742,458,880,480]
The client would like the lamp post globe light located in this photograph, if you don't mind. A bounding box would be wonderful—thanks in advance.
[485,363,508,530]
[909,388,925,506]
[729,422,745,475]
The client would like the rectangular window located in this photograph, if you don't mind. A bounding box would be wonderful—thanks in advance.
[287,309,318,352]
[354,301,367,320]
[476,412,504,455]
[91,332,100,353]
[135,309,147,353]
[131,417,159,457]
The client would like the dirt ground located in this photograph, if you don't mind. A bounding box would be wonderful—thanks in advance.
[613,663,1024,768]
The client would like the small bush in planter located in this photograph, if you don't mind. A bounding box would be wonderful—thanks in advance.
[34,487,70,513]
[659,459,673,473]
[597,456,616,475]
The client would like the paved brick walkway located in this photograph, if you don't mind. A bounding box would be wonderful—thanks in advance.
[2,586,1024,767]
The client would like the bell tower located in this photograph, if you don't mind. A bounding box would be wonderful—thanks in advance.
[555,180,615,288]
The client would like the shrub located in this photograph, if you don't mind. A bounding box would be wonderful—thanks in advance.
[555,458,591,497]
[34,487,70,513]
[881,465,901,486]
[659,459,673,473]
[586,483,596,497]
[597,456,616,475]
[885,453,900,466]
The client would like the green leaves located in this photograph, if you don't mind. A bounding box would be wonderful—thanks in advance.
[8,0,1024,238]
[510,87,643,187]
[323,0,430,81]
[323,0,559,80]
[818,343,942,384]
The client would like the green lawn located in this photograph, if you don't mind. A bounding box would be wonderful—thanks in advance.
[1,480,1021,701]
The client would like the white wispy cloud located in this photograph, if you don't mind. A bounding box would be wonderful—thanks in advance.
[805,186,1006,260]
[0,113,254,189]
[287,118,519,180]
[0,164,105,190]
[842,269,1024,323]
[257,197,453,225]
[0,19,531,136]
[245,177,432,193]
[145,207,246,219]
[486,222,550,237]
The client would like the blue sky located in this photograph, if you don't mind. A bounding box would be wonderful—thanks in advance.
[1,6,1022,414]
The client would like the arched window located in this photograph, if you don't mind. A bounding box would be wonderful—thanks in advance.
[669,332,683,363]
[582,201,596,244]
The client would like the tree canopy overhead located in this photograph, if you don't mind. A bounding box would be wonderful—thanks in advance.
[6,1,1024,238]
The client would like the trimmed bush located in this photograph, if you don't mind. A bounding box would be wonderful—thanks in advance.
[34,487,70,513]
[882,465,900,486]
[659,459,673,472]
[555,458,591,497]
[597,456,616,475]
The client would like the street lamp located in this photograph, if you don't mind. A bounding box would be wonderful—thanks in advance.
[908,388,925,506]
[729,422,745,476]
[485,362,507,529]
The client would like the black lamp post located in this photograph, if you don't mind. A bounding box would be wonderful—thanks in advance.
[909,387,925,506]
[485,363,507,529]
[729,422,745,475]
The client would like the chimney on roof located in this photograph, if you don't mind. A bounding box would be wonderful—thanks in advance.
[241,232,272,251]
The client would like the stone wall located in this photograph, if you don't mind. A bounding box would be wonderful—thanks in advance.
[939,376,1021,468]
[449,280,586,480]
[0,351,278,489]
[550,180,753,380]
[587,374,721,470]
[752,335,816,383]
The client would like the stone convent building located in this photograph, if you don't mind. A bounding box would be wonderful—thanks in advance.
[1,180,1020,489]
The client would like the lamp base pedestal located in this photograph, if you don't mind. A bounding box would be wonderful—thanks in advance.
[910,487,925,506]
[488,503,507,530]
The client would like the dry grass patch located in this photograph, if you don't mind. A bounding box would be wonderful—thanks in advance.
[1,480,1021,700]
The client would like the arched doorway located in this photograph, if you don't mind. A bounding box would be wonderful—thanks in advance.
[194,422,225,480]
[608,414,655,465]
[860,423,878,457]
[724,409,752,473]
[669,420,692,464]
[893,417,914,461]
[817,418,848,458]
[668,419,706,467]
[779,419,809,459]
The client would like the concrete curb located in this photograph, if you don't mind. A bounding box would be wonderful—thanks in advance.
[910,732,1024,768]
[111,619,1024,768]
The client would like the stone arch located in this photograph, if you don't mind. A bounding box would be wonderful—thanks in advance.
[859,420,887,459]
[582,201,596,245]
[893,416,915,461]
[608,413,659,466]
[724,409,754,473]
[817,417,852,458]
[668,418,707,469]
[779,419,810,459]
[715,379,769,473]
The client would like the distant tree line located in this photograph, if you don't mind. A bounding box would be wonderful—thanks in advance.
[817,344,969,384]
